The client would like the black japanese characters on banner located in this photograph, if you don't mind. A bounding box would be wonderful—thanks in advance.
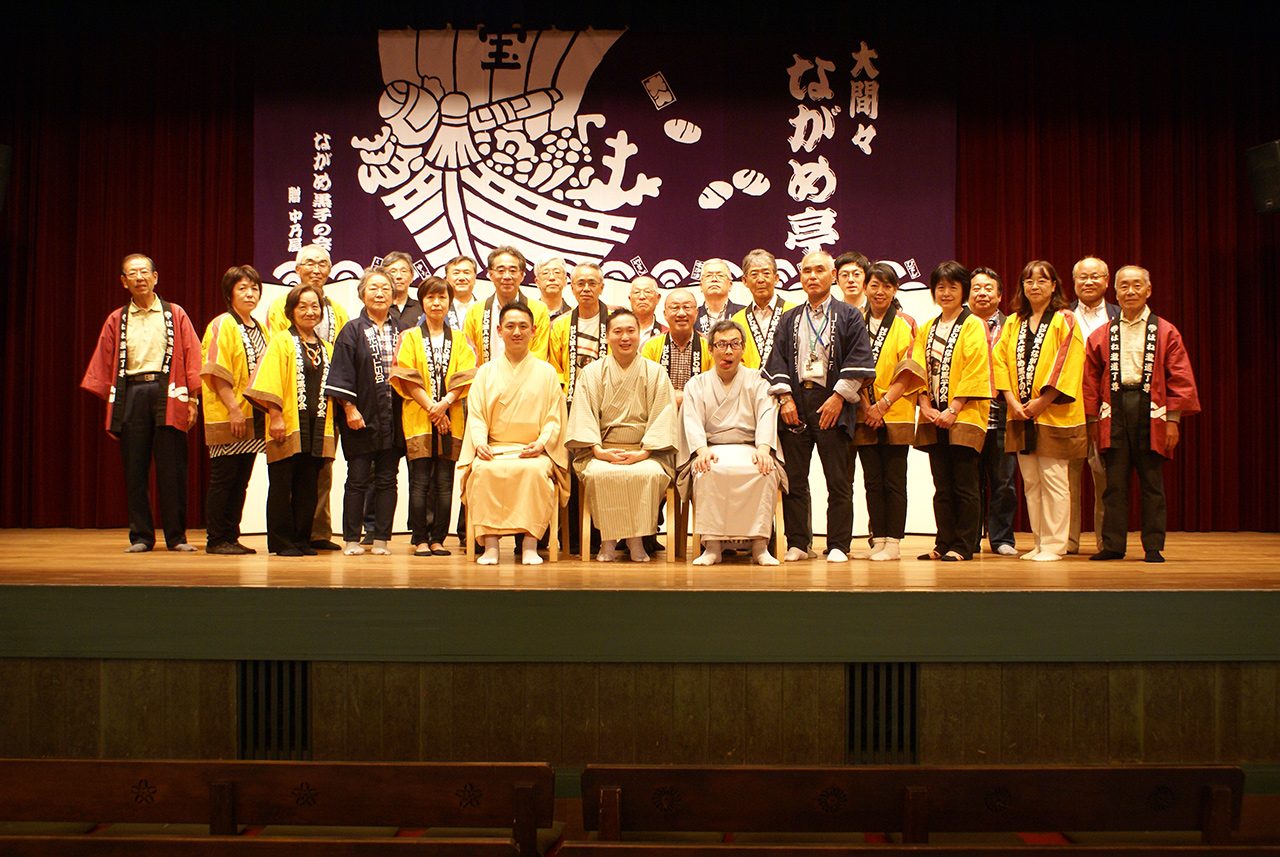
[254,27,955,297]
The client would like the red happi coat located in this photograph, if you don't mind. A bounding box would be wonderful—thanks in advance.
[1083,314,1199,458]
[81,301,204,437]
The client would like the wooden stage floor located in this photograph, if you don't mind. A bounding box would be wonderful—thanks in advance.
[1,529,1278,664]
[1,529,1276,591]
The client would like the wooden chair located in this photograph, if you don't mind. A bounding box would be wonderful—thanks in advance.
[581,476,678,564]
[580,764,1244,845]
[687,487,785,563]
[465,483,568,563]
[0,759,555,857]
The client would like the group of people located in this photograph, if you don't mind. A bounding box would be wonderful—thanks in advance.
[82,245,1198,565]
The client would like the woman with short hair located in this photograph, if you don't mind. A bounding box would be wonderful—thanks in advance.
[246,283,337,557]
[393,276,476,556]
[326,266,406,556]
[201,265,267,554]
[910,261,993,561]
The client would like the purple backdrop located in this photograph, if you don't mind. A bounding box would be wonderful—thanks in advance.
[254,28,955,291]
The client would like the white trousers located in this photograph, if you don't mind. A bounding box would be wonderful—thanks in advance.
[1018,454,1070,556]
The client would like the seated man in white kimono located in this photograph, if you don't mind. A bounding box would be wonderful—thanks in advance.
[679,320,786,566]
[566,309,678,562]
[457,302,569,565]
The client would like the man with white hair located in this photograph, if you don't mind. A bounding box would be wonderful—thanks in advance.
[265,244,350,549]
[266,244,349,341]
[382,251,422,329]
[1084,265,1199,564]
[641,288,710,410]
[629,275,666,345]
[695,258,745,335]
[731,248,793,369]
[763,250,876,563]
[535,254,571,321]
[1067,255,1119,553]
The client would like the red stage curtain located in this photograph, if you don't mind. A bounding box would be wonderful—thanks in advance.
[1,32,1276,531]
[0,36,254,527]
[956,37,1280,533]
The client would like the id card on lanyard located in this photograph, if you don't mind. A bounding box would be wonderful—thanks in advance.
[802,305,829,382]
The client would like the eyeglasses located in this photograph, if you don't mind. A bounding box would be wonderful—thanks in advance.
[1075,273,1107,283]
[711,341,744,353]
[299,259,331,270]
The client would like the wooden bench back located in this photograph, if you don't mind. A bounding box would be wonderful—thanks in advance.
[559,846,1280,857]
[580,765,1244,843]
[0,835,518,856]
[0,759,554,855]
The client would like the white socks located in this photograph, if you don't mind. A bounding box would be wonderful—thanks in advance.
[693,539,722,566]
[869,537,900,561]
[855,537,886,559]
[752,539,779,566]
[521,535,542,565]
[478,536,500,565]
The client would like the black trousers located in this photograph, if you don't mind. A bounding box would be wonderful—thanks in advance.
[119,379,188,548]
[926,432,982,559]
[979,427,1018,549]
[779,385,854,554]
[205,452,256,547]
[344,448,401,543]
[408,457,455,546]
[1101,389,1167,553]
[858,443,909,540]
[267,453,322,553]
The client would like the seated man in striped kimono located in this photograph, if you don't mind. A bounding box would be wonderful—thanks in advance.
[566,309,679,562]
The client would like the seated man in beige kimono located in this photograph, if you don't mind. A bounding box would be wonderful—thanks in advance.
[679,320,786,566]
[457,302,569,565]
[566,309,678,562]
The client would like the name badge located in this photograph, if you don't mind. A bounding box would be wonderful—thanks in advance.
[801,354,825,383]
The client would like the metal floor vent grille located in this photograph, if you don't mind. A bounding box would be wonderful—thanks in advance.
[849,662,918,764]
[238,660,311,760]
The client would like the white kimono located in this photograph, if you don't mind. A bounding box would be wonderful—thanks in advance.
[678,367,786,542]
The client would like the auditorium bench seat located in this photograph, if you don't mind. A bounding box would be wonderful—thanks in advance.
[579,764,1245,845]
[0,834,518,855]
[558,845,1280,856]
[0,759,557,856]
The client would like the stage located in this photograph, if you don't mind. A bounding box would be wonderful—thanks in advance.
[2,530,1277,663]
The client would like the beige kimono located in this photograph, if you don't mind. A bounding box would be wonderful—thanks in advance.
[457,352,569,539]
[566,354,678,541]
